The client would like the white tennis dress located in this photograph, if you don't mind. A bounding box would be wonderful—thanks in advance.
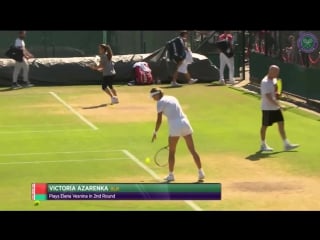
[157,95,193,137]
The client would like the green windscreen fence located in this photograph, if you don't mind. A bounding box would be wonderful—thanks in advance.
[250,52,320,100]
[0,31,178,58]
[0,31,102,57]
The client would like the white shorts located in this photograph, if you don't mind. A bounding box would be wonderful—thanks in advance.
[169,118,193,137]
[177,61,188,74]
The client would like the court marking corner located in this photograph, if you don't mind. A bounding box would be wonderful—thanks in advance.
[121,149,203,211]
[49,91,98,130]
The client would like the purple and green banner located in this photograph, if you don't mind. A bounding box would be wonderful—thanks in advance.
[32,183,221,200]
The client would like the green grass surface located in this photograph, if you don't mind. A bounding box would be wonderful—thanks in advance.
[0,84,319,210]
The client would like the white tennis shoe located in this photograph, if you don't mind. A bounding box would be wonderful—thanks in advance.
[111,97,119,104]
[170,82,181,87]
[198,171,205,181]
[219,80,226,85]
[164,174,175,182]
[260,144,273,152]
[284,143,299,151]
[189,78,198,84]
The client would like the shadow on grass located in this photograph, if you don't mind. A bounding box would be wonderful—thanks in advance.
[193,180,205,184]
[206,81,226,87]
[161,85,183,89]
[160,180,173,183]
[158,180,204,184]
[246,150,283,161]
[242,91,260,97]
[82,103,108,109]
[246,149,298,161]
[0,87,21,92]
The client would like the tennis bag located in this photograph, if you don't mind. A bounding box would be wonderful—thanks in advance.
[133,62,153,85]
[166,37,186,62]
[5,46,23,62]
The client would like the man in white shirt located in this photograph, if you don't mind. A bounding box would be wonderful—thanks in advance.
[150,87,205,182]
[12,31,34,89]
[260,65,299,151]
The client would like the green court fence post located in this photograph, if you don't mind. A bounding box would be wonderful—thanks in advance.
[103,31,107,44]
[242,31,246,80]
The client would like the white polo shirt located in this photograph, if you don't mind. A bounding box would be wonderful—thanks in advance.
[260,76,279,110]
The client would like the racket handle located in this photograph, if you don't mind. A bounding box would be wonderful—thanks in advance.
[276,79,282,95]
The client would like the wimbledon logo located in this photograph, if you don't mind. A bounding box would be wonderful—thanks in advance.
[297,32,319,54]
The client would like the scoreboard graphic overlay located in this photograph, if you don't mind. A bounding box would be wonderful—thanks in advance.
[32,183,221,200]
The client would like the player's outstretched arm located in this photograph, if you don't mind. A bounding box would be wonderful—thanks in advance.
[152,112,162,142]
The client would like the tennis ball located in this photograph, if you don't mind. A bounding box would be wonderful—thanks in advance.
[145,157,151,164]
[34,200,40,206]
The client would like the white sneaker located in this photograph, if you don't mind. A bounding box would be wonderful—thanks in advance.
[219,80,225,85]
[170,82,181,87]
[111,97,119,104]
[128,80,135,86]
[198,171,205,181]
[25,83,34,88]
[164,174,175,182]
[260,144,273,152]
[11,83,22,89]
[284,143,299,151]
[189,78,198,84]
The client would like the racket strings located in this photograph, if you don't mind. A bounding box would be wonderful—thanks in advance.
[154,146,169,167]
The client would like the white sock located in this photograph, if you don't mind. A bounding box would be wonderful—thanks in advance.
[169,172,174,176]
[284,139,290,145]
[261,140,266,145]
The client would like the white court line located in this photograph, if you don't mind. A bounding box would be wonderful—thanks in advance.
[49,91,98,130]
[121,149,203,211]
[0,149,122,157]
[0,157,127,165]
[0,129,90,134]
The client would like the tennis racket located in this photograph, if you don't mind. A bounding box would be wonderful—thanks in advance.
[275,78,286,109]
[276,78,297,111]
[154,145,169,167]
[87,56,101,70]
[89,55,100,68]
